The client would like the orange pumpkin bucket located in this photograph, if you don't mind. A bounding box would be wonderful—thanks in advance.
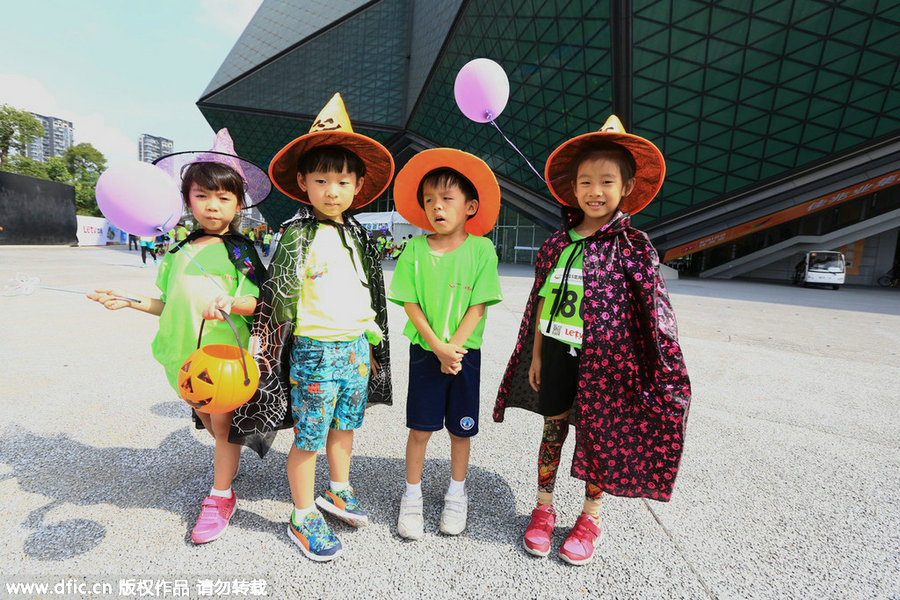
[177,309,260,414]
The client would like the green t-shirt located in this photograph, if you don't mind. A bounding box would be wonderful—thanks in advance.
[538,229,586,348]
[388,235,502,350]
[151,242,259,391]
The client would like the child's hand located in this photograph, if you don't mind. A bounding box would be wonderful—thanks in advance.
[529,356,541,392]
[203,295,234,320]
[434,342,466,375]
[440,362,462,376]
[88,288,134,311]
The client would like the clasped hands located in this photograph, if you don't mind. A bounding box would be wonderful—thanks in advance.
[433,341,467,375]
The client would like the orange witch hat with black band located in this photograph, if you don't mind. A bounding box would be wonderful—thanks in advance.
[268,93,394,210]
[544,115,665,215]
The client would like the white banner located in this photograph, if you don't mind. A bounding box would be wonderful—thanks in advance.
[75,215,127,246]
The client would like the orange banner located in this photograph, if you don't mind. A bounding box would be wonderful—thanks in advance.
[838,239,866,275]
[662,168,900,262]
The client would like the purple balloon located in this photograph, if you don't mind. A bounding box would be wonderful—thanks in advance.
[454,58,510,123]
[95,162,183,237]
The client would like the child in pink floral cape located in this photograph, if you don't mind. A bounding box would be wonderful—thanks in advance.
[493,116,691,565]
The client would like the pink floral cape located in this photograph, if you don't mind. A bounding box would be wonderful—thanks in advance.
[493,211,691,501]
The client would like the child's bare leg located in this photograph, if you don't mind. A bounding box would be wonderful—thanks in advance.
[325,428,354,484]
[405,429,433,485]
[398,429,431,539]
[195,411,212,433]
[440,432,470,535]
[537,411,570,507]
[287,445,317,509]
[189,412,239,544]
[448,433,470,483]
[583,482,603,517]
[195,411,241,489]
[210,413,241,490]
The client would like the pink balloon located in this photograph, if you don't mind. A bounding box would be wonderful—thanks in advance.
[95,162,183,237]
[454,58,510,123]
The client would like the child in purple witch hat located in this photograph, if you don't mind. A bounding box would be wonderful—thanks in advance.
[89,128,271,545]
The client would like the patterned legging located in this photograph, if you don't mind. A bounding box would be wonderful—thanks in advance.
[538,416,602,504]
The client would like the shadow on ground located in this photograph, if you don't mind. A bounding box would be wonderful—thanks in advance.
[0,419,518,561]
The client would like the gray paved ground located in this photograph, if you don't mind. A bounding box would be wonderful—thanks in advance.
[1,245,898,600]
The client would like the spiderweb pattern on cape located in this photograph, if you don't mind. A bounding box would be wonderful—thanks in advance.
[229,207,392,457]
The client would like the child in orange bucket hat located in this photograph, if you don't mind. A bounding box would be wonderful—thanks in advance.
[388,148,503,539]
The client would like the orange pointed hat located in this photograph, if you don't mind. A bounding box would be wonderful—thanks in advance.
[544,115,665,215]
[269,93,395,209]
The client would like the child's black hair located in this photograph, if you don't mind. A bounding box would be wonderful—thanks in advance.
[416,168,479,220]
[297,145,366,179]
[571,141,636,183]
[181,162,247,233]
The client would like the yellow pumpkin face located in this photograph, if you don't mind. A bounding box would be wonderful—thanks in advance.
[177,344,260,414]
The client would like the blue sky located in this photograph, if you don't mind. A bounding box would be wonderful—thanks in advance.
[0,0,262,165]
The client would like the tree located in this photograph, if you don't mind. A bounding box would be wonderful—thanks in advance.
[45,156,72,182]
[0,104,44,168]
[2,154,49,179]
[64,143,107,217]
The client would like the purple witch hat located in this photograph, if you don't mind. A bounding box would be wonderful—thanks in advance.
[153,128,272,207]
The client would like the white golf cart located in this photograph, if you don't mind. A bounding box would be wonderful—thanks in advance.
[792,251,846,290]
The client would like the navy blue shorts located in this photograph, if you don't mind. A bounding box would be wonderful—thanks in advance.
[406,343,481,438]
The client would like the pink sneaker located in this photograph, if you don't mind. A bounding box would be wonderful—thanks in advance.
[191,493,237,544]
[523,504,556,557]
[559,513,602,565]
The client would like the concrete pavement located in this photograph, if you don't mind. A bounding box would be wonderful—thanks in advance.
[1,244,898,599]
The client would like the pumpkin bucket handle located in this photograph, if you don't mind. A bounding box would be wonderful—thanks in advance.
[196,308,252,386]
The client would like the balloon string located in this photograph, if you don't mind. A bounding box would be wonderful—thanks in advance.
[488,118,546,184]
[176,243,229,294]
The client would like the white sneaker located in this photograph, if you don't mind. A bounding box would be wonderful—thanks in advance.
[439,493,467,535]
[397,494,424,540]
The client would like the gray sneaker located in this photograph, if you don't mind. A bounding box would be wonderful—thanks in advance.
[439,493,468,535]
[398,494,424,540]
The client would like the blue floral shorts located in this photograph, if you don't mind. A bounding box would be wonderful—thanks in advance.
[289,335,370,451]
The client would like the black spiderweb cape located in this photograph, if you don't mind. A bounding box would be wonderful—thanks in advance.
[229,208,393,457]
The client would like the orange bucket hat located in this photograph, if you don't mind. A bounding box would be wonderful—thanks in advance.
[269,93,395,210]
[393,148,500,236]
[544,115,665,215]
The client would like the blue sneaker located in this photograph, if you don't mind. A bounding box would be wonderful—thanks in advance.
[315,486,369,527]
[288,511,342,562]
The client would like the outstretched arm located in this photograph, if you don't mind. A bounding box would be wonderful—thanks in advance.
[87,288,164,316]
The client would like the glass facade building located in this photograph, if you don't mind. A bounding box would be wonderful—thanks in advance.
[198,0,900,284]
